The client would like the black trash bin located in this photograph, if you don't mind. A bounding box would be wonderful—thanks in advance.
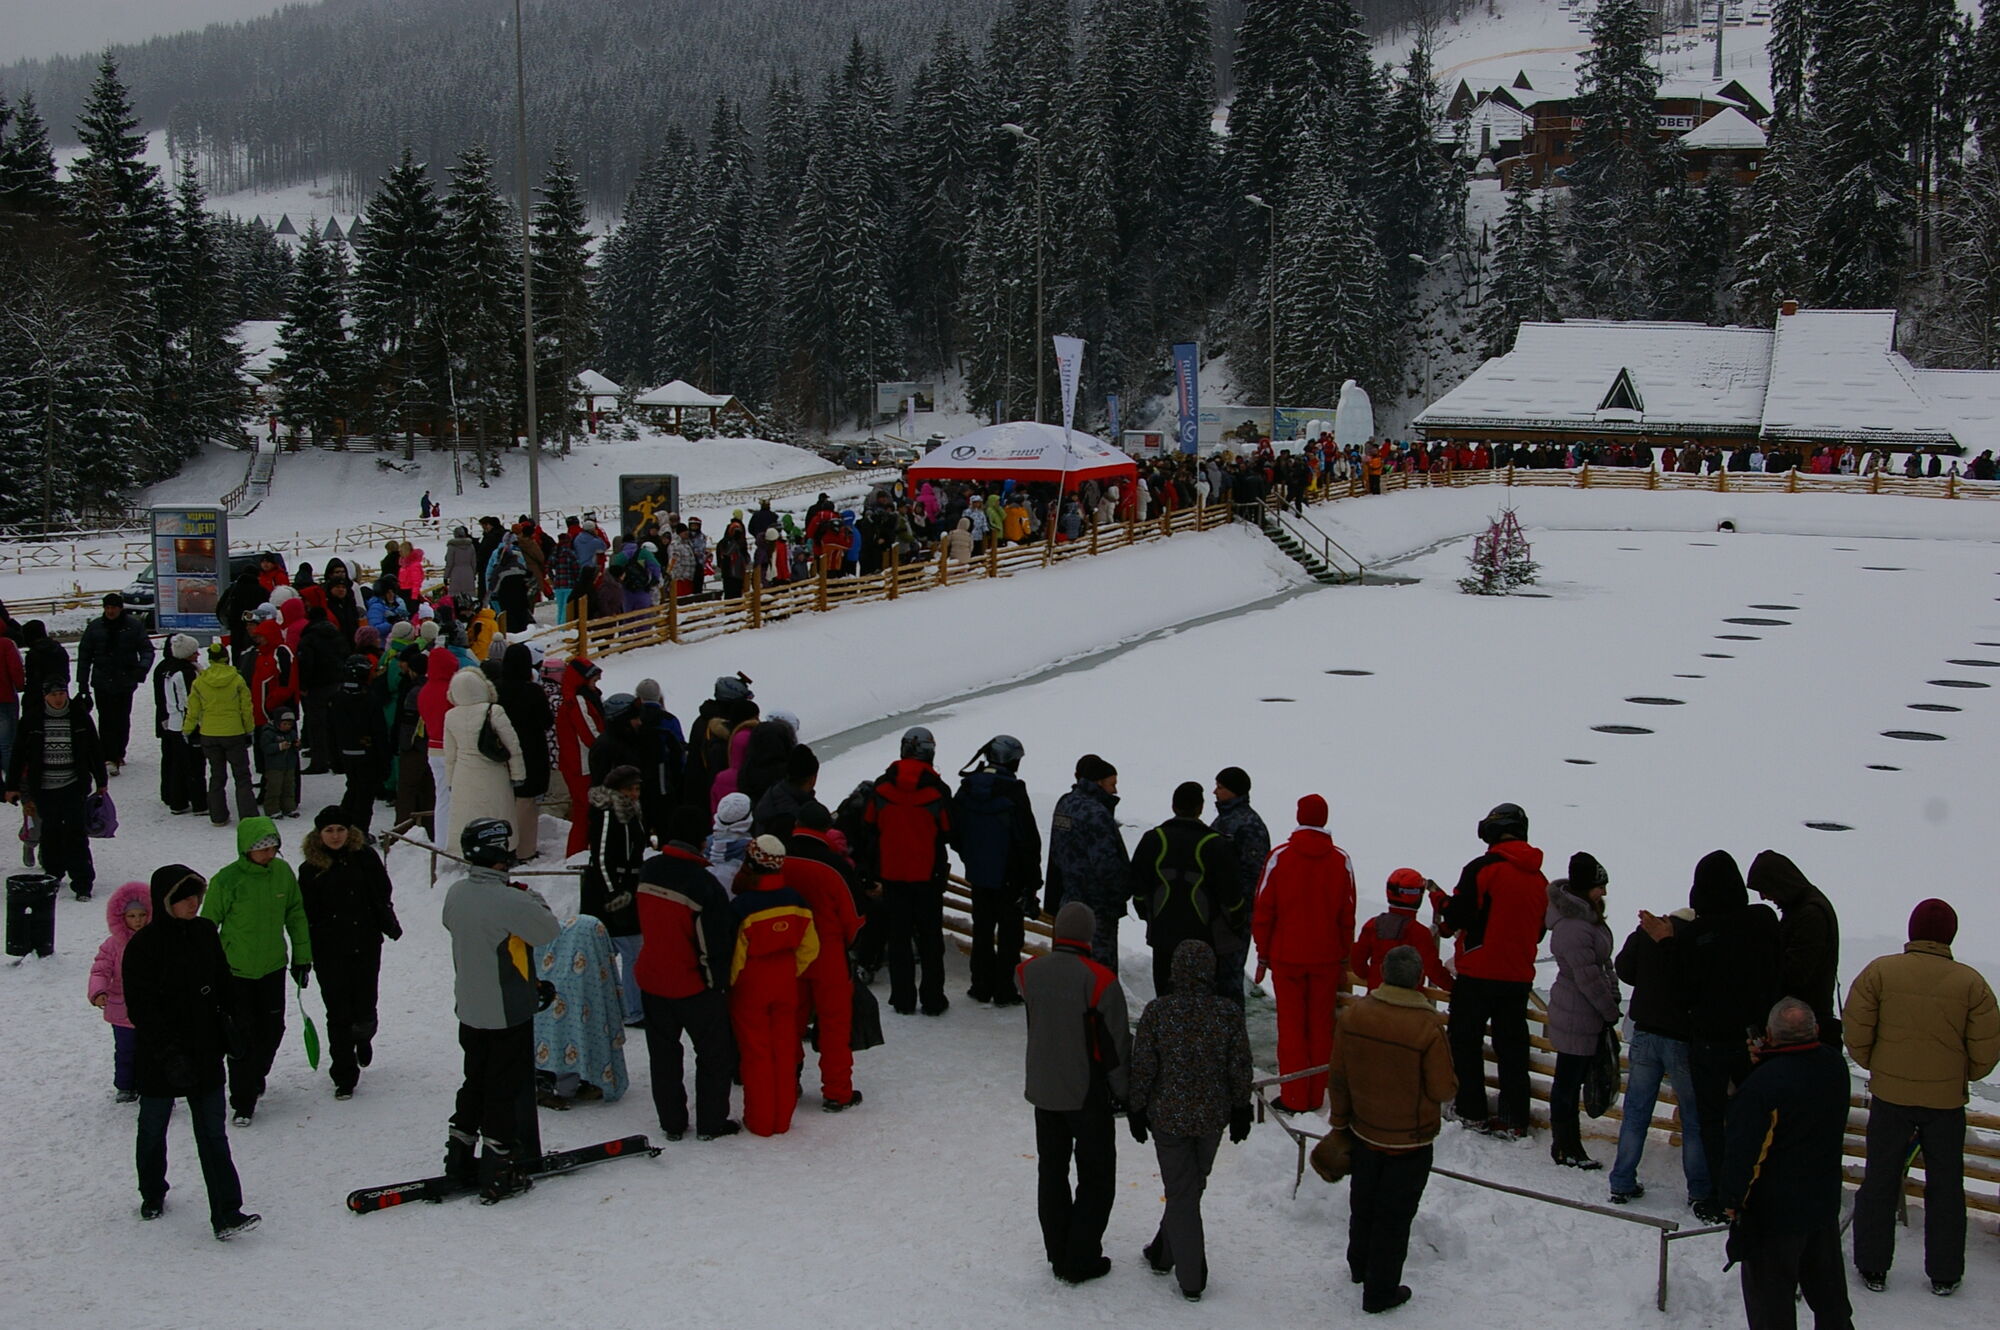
[6,874,59,959]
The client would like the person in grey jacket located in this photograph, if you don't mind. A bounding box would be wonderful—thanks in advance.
[1546,852,1621,1170]
[1045,754,1128,970]
[442,527,480,606]
[1127,940,1254,1302]
[1018,901,1131,1285]
[441,817,560,1202]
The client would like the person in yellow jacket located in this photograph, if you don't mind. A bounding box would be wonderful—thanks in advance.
[1846,898,2000,1296]
[1002,495,1033,544]
[184,643,259,826]
[202,816,313,1125]
[466,607,500,662]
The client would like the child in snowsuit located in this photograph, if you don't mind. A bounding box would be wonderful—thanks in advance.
[256,705,302,818]
[89,881,151,1101]
[1351,869,1454,993]
[298,807,403,1098]
[728,836,819,1136]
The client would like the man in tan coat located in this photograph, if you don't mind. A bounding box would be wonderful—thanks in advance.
[1846,898,1999,1297]
[1326,945,1458,1315]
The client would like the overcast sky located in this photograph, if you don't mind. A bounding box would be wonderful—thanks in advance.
[0,1,294,63]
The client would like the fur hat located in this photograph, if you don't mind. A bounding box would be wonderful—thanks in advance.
[313,805,347,830]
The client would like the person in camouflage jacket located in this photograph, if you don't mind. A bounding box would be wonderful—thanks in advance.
[1045,755,1128,971]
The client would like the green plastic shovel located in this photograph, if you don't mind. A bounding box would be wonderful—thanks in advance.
[296,984,321,1070]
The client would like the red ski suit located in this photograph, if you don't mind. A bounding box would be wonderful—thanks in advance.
[1251,826,1357,1111]
[728,880,819,1136]
[555,661,605,856]
[786,839,863,1105]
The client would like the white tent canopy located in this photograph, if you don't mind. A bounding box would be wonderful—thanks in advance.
[633,379,728,409]
[905,422,1139,491]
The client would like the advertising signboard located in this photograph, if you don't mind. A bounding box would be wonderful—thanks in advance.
[618,474,681,542]
[149,507,228,635]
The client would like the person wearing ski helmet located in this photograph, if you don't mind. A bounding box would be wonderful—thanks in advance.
[857,726,955,1015]
[441,817,560,1202]
[951,734,1042,1006]
[1435,802,1548,1138]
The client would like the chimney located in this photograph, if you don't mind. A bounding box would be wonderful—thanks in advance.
[1779,299,1799,317]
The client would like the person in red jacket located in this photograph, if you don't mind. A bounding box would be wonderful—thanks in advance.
[1434,802,1549,1138]
[1251,794,1356,1113]
[859,727,954,1017]
[786,806,864,1111]
[245,619,298,729]
[555,658,605,856]
[1353,869,1454,993]
[728,836,819,1137]
[635,805,741,1140]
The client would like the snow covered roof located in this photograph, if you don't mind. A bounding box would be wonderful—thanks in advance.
[1914,370,2000,451]
[575,369,622,399]
[1760,310,1953,445]
[633,379,730,409]
[1680,107,1766,151]
[1416,321,1775,436]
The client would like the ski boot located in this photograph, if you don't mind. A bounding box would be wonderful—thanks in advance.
[444,1127,479,1188]
[477,1143,533,1204]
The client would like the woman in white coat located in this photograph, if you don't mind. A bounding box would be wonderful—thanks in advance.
[441,667,528,854]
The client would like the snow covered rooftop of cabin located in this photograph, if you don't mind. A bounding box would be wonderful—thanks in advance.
[1915,369,2000,450]
[1679,106,1767,149]
[1759,309,1952,444]
[633,378,730,408]
[575,369,622,398]
[228,319,285,376]
[1416,320,1774,432]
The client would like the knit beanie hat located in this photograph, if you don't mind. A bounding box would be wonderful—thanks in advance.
[1053,900,1096,943]
[313,806,347,831]
[1908,898,1959,945]
[207,642,229,664]
[269,585,298,606]
[1296,793,1328,828]
[418,620,440,645]
[246,829,282,854]
[170,634,199,661]
[1074,753,1116,782]
[389,621,417,642]
[1382,945,1423,990]
[1565,851,1608,898]
[1215,766,1251,799]
[746,834,786,872]
[715,792,753,833]
[1386,867,1425,911]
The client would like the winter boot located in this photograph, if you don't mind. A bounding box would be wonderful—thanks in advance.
[477,1142,533,1204]
[444,1128,479,1186]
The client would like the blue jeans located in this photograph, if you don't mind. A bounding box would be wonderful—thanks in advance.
[1609,1028,1710,1200]
[612,934,644,1025]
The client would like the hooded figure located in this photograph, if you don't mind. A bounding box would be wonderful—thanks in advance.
[299,811,402,1097]
[441,668,528,854]
[443,528,480,604]
[202,817,312,1124]
[89,881,153,1095]
[497,643,553,860]
[1745,850,1842,1042]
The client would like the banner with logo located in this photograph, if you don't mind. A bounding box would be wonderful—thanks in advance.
[1172,342,1200,454]
[1107,392,1120,445]
[618,473,681,542]
[1053,335,1084,442]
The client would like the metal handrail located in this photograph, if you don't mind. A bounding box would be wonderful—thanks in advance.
[1262,508,1366,582]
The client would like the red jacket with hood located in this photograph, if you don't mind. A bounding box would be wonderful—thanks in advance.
[862,759,953,885]
[1251,827,1357,970]
[556,659,605,781]
[1439,841,1548,983]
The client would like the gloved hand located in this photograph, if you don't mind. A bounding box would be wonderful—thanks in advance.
[290,963,312,989]
[536,980,557,1011]
[1229,1104,1253,1144]
[1128,1110,1150,1145]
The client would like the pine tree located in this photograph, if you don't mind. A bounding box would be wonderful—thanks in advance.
[1736,120,1820,317]
[0,93,64,220]
[897,28,987,369]
[1567,0,1669,318]
[1480,169,1560,357]
[1376,36,1462,297]
[531,147,597,453]
[1270,132,1392,405]
[161,156,248,456]
[1808,0,1911,305]
[595,147,676,386]
[351,148,447,457]
[440,144,522,474]
[273,222,353,444]
[1927,153,2000,367]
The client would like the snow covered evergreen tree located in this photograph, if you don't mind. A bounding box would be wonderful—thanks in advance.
[440,144,522,471]
[897,28,987,370]
[530,147,597,453]
[1566,0,1669,319]
[1375,36,1463,298]
[273,222,353,444]
[351,148,447,457]
[1807,0,1911,306]
[1480,169,1560,357]
[0,94,64,220]
[1270,129,1392,406]
[160,157,249,456]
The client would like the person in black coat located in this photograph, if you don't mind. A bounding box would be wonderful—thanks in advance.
[950,735,1042,1005]
[5,674,109,900]
[1720,998,1853,1330]
[496,643,553,858]
[296,607,348,774]
[123,863,259,1236]
[1746,850,1843,1045]
[581,767,650,1026]
[298,809,403,1097]
[587,693,651,790]
[75,592,156,769]
[1129,782,1241,1004]
[328,656,391,833]
[679,675,758,812]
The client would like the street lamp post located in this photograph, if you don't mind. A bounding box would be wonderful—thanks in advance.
[1247,194,1276,446]
[514,0,541,521]
[1002,123,1045,423]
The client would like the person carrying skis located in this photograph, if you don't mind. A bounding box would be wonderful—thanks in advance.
[299,807,403,1100]
[1251,794,1356,1113]
[201,816,313,1126]
[442,817,561,1201]
[857,726,954,1016]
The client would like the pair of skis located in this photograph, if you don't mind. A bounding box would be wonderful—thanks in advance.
[346,1134,660,1213]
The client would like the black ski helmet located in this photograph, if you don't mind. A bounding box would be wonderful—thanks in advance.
[981,734,1024,770]
[461,817,514,867]
[343,654,373,684]
[1477,802,1529,845]
[900,725,936,764]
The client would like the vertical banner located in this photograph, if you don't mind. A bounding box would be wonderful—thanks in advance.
[905,395,917,444]
[1172,342,1200,454]
[1053,335,1084,442]
[1107,392,1120,447]
[149,507,229,636]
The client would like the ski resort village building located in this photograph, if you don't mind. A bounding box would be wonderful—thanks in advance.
[1447,71,1772,184]
[1415,305,2000,455]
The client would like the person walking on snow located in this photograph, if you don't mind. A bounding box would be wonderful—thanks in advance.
[75,591,154,773]
[123,864,261,1238]
[1126,939,1254,1303]
[858,726,954,1016]
[88,881,151,1101]
[183,642,258,827]
[1251,794,1355,1113]
[201,816,312,1126]
[4,672,109,901]
[1045,754,1129,970]
[727,836,819,1137]
[298,807,403,1100]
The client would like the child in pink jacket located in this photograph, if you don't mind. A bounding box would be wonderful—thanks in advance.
[88,881,151,1102]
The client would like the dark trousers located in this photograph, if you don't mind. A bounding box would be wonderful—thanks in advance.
[1213,943,1247,1005]
[1348,1143,1434,1307]
[136,1086,245,1226]
[303,684,338,769]
[1447,976,1531,1127]
[882,881,945,1011]
[1549,1049,1594,1156]
[317,950,382,1092]
[33,782,93,893]
[200,735,258,824]
[96,683,136,762]
[225,970,287,1115]
[1034,1105,1117,1276]
[1739,1223,1853,1330]
[159,732,200,812]
[1853,1098,1967,1285]
[851,892,886,973]
[340,755,384,833]
[112,1023,136,1092]
[1690,1038,1753,1194]
[451,1020,536,1158]
[641,988,737,1136]
[967,886,1023,1000]
[1151,1130,1221,1295]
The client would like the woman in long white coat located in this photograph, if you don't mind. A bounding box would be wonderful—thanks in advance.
[441,667,528,853]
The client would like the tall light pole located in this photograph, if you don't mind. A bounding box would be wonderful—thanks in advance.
[1712,0,1725,79]
[1247,194,1277,446]
[1001,123,1044,423]
[514,0,541,521]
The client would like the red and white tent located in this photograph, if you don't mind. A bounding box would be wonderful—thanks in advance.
[905,422,1138,492]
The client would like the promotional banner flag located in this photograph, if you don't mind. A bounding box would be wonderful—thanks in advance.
[1107,392,1120,446]
[1053,335,1084,441]
[1172,342,1200,454]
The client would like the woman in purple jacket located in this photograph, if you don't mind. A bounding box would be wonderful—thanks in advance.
[1546,851,1621,1170]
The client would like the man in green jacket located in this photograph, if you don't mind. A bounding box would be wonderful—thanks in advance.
[202,816,313,1126]
[184,643,260,827]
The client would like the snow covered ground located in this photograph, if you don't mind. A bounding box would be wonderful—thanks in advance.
[6,488,1997,1327]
